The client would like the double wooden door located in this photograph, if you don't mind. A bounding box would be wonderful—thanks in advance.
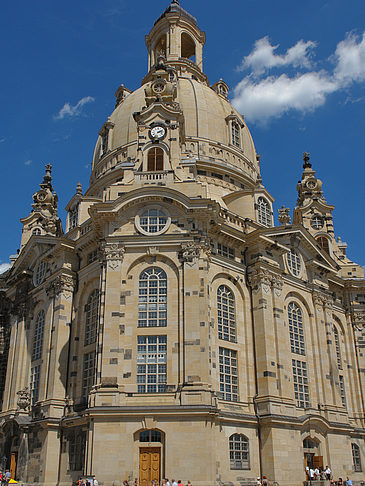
[139,448,160,486]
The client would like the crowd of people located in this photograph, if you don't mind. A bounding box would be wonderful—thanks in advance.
[0,471,12,484]
[306,465,354,486]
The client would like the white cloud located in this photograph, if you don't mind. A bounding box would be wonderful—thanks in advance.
[0,137,5,143]
[24,159,32,166]
[0,263,10,275]
[334,32,365,85]
[54,96,95,120]
[238,36,316,75]
[233,72,337,123]
[232,31,365,123]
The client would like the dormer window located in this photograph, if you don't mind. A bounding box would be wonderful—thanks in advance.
[317,236,330,254]
[311,215,324,230]
[232,122,241,148]
[99,120,115,158]
[147,147,164,172]
[257,197,272,227]
[69,204,79,230]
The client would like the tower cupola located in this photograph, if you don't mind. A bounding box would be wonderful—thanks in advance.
[144,0,207,84]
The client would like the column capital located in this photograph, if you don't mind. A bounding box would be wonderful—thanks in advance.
[46,274,75,298]
[102,242,125,270]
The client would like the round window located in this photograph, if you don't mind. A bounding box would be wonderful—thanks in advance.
[136,207,170,236]
[286,249,302,277]
[34,261,47,286]
[311,215,324,230]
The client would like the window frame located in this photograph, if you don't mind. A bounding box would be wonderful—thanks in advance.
[135,206,171,236]
[32,310,45,361]
[231,121,241,148]
[69,204,79,231]
[217,285,237,343]
[352,443,362,472]
[82,352,96,400]
[286,248,302,277]
[229,434,250,470]
[138,268,167,328]
[147,147,164,172]
[137,335,167,394]
[218,347,238,402]
[257,197,272,228]
[288,302,305,356]
[292,359,310,408]
[84,290,99,346]
[30,365,41,405]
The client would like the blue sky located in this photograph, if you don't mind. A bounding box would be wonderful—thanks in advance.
[0,0,364,273]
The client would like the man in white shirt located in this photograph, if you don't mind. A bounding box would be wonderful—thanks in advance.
[325,466,331,480]
[172,480,177,486]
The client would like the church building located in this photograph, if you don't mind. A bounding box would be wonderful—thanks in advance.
[0,2,364,486]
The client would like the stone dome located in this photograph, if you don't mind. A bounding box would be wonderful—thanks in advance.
[90,79,259,189]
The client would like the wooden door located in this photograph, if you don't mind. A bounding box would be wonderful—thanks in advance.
[313,456,323,469]
[10,453,17,479]
[140,448,160,486]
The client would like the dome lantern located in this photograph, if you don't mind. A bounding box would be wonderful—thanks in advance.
[144,1,207,84]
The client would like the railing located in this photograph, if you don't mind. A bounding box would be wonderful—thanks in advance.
[135,170,174,183]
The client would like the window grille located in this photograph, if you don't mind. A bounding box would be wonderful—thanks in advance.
[311,215,324,230]
[229,434,249,470]
[138,268,167,328]
[32,310,45,361]
[82,352,95,399]
[292,359,309,408]
[333,327,342,369]
[339,375,347,408]
[288,302,305,355]
[30,365,41,405]
[137,335,167,393]
[139,430,162,442]
[68,431,86,471]
[34,261,47,286]
[139,209,168,234]
[287,249,302,276]
[231,122,240,148]
[257,197,272,227]
[217,285,236,343]
[217,243,235,260]
[317,236,330,254]
[85,290,99,346]
[219,348,238,402]
[352,443,362,472]
[69,205,79,230]
[147,147,164,171]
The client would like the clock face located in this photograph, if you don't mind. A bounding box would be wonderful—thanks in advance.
[150,126,166,139]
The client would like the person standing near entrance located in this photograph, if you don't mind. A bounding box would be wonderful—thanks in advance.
[325,466,331,480]
[5,471,11,483]
[345,477,353,486]
[172,479,177,486]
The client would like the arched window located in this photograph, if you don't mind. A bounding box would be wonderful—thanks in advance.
[181,33,196,60]
[352,443,362,472]
[138,208,169,235]
[217,285,236,342]
[32,310,45,361]
[287,248,302,276]
[229,434,249,470]
[69,204,79,230]
[303,438,318,449]
[257,197,272,227]
[147,147,164,172]
[333,326,342,369]
[138,268,167,328]
[288,302,305,355]
[231,122,241,148]
[85,290,99,346]
[317,236,330,254]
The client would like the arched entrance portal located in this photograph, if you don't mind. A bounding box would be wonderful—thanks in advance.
[303,437,323,471]
[136,429,165,486]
